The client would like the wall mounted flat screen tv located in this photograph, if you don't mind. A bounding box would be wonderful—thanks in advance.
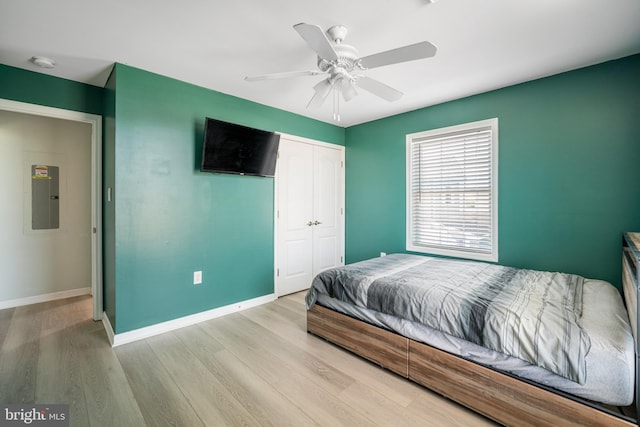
[201,118,280,177]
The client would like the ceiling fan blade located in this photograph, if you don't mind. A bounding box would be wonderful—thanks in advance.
[306,78,333,109]
[244,70,324,81]
[294,23,339,61]
[340,79,358,102]
[358,41,437,69]
[357,76,403,102]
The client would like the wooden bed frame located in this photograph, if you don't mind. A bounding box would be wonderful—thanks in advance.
[307,233,640,426]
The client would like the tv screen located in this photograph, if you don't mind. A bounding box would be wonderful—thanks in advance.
[201,118,280,177]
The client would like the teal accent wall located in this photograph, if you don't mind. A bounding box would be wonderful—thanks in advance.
[345,54,640,286]
[110,64,344,333]
[0,64,103,115]
[0,62,343,334]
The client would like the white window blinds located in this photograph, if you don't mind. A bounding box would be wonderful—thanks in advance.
[406,118,498,262]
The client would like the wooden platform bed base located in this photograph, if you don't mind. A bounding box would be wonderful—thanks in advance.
[307,304,635,427]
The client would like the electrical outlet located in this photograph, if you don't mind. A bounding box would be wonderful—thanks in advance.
[380,252,387,257]
[193,271,202,285]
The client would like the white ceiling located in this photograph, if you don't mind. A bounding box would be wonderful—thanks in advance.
[1,0,639,127]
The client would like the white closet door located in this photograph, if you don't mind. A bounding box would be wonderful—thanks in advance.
[276,138,314,296]
[275,135,344,297]
[312,144,343,275]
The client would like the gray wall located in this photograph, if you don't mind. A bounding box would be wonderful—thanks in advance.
[0,110,92,302]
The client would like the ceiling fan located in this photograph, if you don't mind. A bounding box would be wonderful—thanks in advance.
[244,23,437,121]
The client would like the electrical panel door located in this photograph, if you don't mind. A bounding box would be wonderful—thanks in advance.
[31,165,59,230]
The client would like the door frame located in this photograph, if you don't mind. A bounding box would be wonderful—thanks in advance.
[0,98,103,320]
[274,132,345,297]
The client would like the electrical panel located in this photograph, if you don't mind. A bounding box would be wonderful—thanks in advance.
[31,165,59,230]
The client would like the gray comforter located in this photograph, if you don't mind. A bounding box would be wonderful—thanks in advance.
[306,254,591,384]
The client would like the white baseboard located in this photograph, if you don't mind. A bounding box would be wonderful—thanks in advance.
[103,293,277,347]
[0,287,91,310]
[101,311,116,345]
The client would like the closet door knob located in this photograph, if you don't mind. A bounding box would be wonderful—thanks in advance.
[307,221,314,226]
[313,220,322,225]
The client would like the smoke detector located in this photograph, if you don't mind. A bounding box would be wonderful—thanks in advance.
[31,56,56,69]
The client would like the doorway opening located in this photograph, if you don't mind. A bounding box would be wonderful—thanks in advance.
[0,98,103,320]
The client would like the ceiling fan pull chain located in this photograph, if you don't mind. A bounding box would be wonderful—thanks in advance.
[333,89,337,121]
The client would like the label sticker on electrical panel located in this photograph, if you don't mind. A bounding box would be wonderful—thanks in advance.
[33,165,50,179]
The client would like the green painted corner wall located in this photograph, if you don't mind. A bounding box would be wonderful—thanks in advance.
[0,64,103,115]
[344,54,640,287]
[110,64,344,333]
[103,67,117,325]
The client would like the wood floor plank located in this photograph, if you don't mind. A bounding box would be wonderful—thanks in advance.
[202,313,355,395]
[171,321,225,355]
[36,321,90,425]
[174,327,316,426]
[115,339,204,427]
[46,296,92,330]
[280,291,308,308]
[339,381,452,426]
[245,299,426,408]
[146,331,262,426]
[205,348,316,426]
[74,318,147,427]
[243,300,306,338]
[203,317,373,426]
[0,307,15,349]
[268,364,377,426]
[270,294,307,320]
[196,316,285,385]
[409,387,498,426]
[198,314,379,425]
[306,333,425,408]
[0,304,42,403]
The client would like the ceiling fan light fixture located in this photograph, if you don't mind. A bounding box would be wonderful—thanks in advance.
[340,78,358,102]
[31,56,56,69]
[246,22,437,122]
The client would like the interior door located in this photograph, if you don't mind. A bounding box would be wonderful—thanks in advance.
[275,135,344,296]
[276,138,315,296]
[312,144,343,274]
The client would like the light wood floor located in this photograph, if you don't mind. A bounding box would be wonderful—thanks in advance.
[0,292,497,426]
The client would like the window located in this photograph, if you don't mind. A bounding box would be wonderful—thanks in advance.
[406,118,498,262]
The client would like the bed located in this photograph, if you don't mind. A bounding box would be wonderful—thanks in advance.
[305,233,640,426]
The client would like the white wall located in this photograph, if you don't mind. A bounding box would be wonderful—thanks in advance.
[0,110,91,301]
